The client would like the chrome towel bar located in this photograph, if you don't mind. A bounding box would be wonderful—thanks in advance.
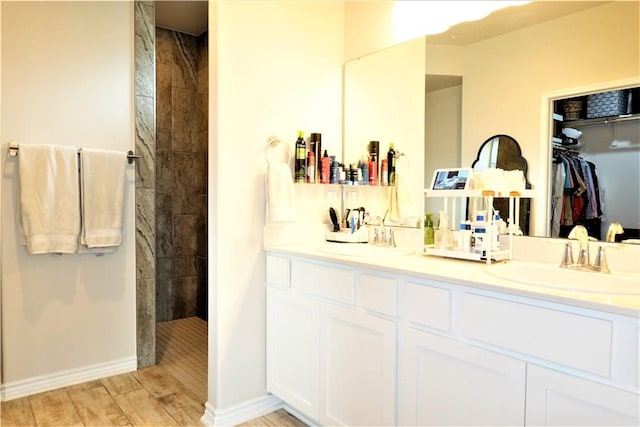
[7,141,140,164]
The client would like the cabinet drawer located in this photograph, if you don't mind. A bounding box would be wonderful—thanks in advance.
[359,273,398,317]
[266,254,291,289]
[526,364,639,426]
[403,282,451,332]
[291,260,355,305]
[461,293,613,376]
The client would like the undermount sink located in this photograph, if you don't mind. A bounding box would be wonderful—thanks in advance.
[487,261,640,295]
[317,242,416,257]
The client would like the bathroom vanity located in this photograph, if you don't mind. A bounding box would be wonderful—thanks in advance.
[264,244,639,426]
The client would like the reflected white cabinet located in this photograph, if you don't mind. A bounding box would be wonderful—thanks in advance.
[526,364,640,426]
[320,304,396,427]
[399,327,526,426]
[266,287,320,419]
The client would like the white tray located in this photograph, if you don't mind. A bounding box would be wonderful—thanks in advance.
[424,246,509,262]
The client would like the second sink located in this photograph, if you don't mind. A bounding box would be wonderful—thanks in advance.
[486,261,640,295]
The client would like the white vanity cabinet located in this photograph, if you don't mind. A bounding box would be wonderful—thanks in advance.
[399,327,526,426]
[526,364,640,426]
[267,287,320,419]
[321,304,396,426]
[266,254,397,426]
[265,251,639,426]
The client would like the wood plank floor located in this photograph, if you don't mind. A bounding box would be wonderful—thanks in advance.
[1,317,304,427]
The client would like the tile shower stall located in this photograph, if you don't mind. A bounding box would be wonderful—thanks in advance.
[155,27,208,322]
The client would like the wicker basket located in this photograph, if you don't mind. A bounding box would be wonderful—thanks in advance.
[563,99,583,121]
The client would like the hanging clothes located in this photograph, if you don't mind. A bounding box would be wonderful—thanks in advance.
[551,148,603,239]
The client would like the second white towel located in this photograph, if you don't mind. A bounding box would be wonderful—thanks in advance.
[80,148,127,248]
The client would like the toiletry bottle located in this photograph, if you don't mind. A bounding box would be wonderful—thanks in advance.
[424,212,435,246]
[387,142,396,185]
[310,133,322,182]
[294,130,306,183]
[492,212,502,250]
[369,159,378,185]
[459,221,472,252]
[330,156,338,184]
[471,212,486,253]
[350,164,358,185]
[361,155,369,185]
[381,159,389,186]
[368,141,379,185]
[306,150,315,183]
[434,211,454,250]
[320,151,330,184]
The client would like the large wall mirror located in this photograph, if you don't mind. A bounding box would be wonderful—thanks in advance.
[343,1,639,242]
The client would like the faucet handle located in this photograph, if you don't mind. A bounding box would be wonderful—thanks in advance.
[576,248,590,267]
[591,246,610,273]
[388,228,396,247]
[559,242,574,268]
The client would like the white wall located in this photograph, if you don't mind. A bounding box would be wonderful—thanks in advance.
[425,84,462,216]
[207,0,344,416]
[0,2,136,397]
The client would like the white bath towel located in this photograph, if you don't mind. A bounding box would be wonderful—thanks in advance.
[265,136,295,223]
[18,144,80,254]
[80,148,127,248]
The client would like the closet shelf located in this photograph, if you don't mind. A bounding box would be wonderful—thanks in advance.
[552,141,585,149]
[564,113,640,128]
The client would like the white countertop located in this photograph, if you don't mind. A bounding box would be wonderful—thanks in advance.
[264,243,640,318]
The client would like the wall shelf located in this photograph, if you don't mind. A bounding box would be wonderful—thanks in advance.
[564,113,640,128]
[424,189,534,198]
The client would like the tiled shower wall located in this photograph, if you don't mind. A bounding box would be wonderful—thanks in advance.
[135,0,156,368]
[156,28,208,322]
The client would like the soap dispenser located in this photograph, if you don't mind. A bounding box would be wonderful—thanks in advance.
[434,211,455,250]
[424,212,435,246]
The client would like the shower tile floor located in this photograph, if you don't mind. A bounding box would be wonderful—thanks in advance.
[0,316,304,426]
[156,316,208,403]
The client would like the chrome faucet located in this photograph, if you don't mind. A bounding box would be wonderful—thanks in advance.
[567,225,590,268]
[371,226,396,247]
[561,225,609,273]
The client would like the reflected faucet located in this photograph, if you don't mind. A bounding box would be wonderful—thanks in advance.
[605,222,624,243]
[567,225,590,267]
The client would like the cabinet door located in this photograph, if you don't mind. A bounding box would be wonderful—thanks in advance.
[266,288,320,420]
[526,364,640,426]
[399,327,526,426]
[320,305,396,426]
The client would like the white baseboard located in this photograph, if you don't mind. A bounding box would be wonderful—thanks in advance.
[200,394,283,426]
[281,403,319,426]
[0,356,137,402]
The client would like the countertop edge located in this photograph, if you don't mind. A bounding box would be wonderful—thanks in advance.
[264,244,640,318]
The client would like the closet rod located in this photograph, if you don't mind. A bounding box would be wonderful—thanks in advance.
[7,142,140,164]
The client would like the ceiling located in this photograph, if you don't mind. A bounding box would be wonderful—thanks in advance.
[155,0,208,36]
[425,1,607,46]
[154,1,607,46]
[423,1,608,92]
